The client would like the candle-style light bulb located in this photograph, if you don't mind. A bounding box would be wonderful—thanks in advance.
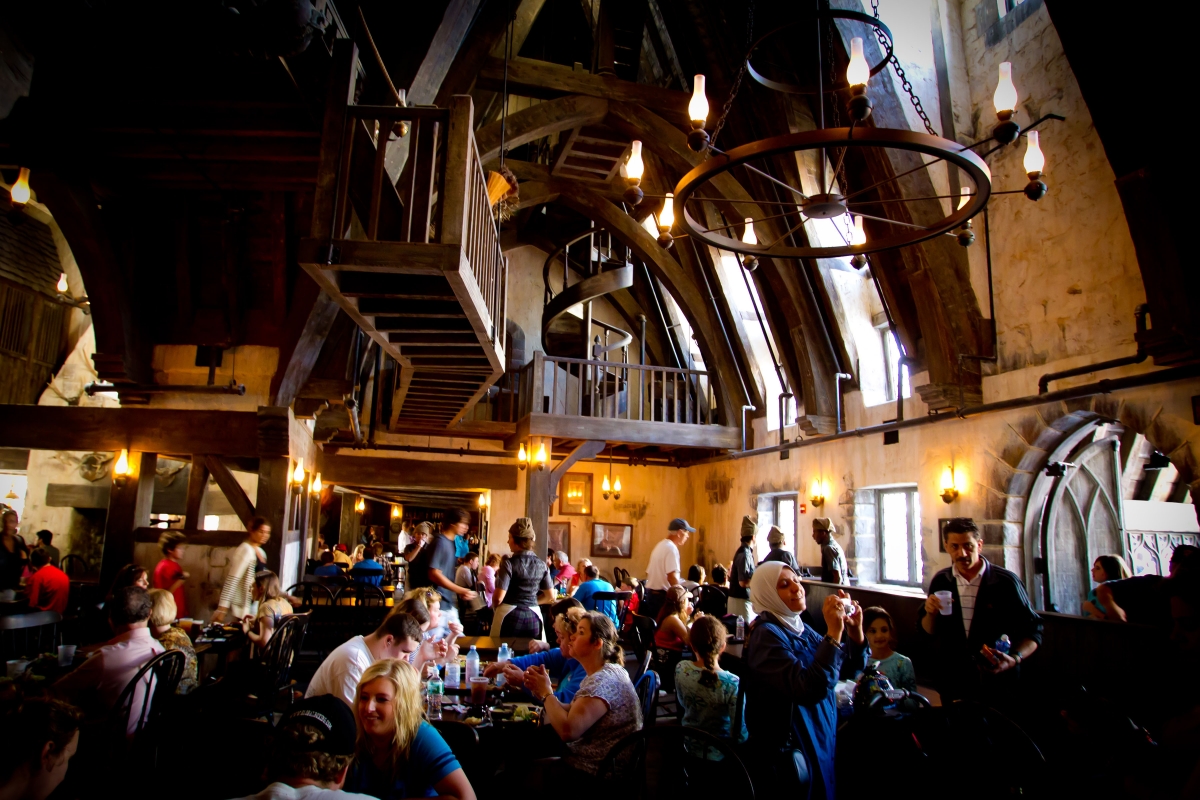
[517,443,527,463]
[9,168,30,207]
[534,442,548,469]
[850,215,867,246]
[602,475,611,493]
[741,218,757,246]
[658,193,674,230]
[993,62,1017,115]
[1023,130,1045,174]
[56,273,69,294]
[689,75,709,126]
[625,141,644,181]
[846,38,869,87]
[940,466,955,492]
[478,493,486,509]
[958,187,971,210]
[292,458,305,484]
[114,449,130,477]
[391,505,401,519]
[613,476,622,493]
[312,473,322,493]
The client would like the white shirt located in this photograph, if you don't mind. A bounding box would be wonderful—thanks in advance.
[234,782,375,799]
[953,558,988,638]
[305,635,374,709]
[645,538,681,591]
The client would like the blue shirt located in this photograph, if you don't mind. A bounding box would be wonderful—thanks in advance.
[509,648,586,703]
[345,721,460,798]
[573,579,618,624]
[454,535,469,559]
[314,564,340,577]
[351,558,385,587]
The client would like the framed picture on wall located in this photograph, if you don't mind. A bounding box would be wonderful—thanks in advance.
[558,472,592,516]
[592,522,633,559]
[547,521,570,561]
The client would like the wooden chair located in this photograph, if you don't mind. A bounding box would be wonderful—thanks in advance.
[286,582,334,608]
[333,583,386,607]
[109,649,187,766]
[634,669,661,728]
[60,554,92,579]
[597,725,756,798]
[0,610,61,661]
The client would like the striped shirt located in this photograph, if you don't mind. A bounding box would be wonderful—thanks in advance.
[953,559,987,638]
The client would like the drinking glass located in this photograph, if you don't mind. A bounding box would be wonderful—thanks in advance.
[469,676,489,706]
[934,590,953,616]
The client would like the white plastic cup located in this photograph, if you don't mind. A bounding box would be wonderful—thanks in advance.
[6,659,21,678]
[934,590,953,616]
[57,645,77,666]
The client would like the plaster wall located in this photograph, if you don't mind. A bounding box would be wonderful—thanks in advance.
[954,0,1144,373]
[506,244,644,364]
[149,344,279,410]
[693,377,1200,592]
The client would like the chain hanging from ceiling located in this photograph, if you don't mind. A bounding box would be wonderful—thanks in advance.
[620,0,1060,268]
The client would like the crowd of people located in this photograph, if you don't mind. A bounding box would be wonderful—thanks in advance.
[2,499,1197,800]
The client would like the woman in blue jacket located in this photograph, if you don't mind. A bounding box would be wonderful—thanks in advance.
[744,561,865,800]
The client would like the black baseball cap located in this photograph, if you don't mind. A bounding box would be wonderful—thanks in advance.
[278,695,357,756]
[668,518,696,533]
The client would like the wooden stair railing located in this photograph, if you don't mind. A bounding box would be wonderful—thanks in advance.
[298,40,507,430]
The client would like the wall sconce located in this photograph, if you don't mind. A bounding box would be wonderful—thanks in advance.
[112,449,131,487]
[55,272,91,314]
[391,505,401,520]
[940,465,969,504]
[809,478,829,508]
[291,458,306,494]
[534,442,548,471]
[311,473,322,495]
[478,493,488,510]
[517,443,528,470]
[354,496,366,513]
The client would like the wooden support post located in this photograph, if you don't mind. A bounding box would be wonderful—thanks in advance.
[256,457,291,576]
[100,452,157,592]
[340,491,361,549]
[524,436,553,561]
[184,455,210,530]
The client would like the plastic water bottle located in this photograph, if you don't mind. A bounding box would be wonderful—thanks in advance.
[495,643,511,687]
[994,634,1011,655]
[465,645,481,681]
[427,671,444,719]
[444,657,460,689]
[736,616,745,641]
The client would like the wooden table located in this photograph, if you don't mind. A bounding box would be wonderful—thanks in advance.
[454,636,533,659]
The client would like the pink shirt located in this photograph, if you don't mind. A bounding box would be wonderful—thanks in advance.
[54,626,164,736]
[479,565,496,606]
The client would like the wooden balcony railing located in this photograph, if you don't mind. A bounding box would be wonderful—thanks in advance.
[510,351,716,425]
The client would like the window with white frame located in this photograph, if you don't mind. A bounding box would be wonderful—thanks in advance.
[755,492,799,563]
[877,487,921,585]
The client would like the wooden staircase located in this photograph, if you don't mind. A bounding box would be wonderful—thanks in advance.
[298,42,506,430]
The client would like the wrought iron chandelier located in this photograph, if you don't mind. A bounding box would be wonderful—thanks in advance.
[629,1,1058,270]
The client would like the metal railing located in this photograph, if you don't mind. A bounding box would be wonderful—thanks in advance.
[509,351,716,425]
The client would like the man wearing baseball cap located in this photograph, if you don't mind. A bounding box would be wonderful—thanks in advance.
[235,694,373,799]
[812,518,848,585]
[643,518,694,619]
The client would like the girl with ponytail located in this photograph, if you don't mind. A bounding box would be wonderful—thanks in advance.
[675,614,748,758]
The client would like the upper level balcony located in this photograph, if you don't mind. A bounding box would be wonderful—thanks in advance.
[486,351,741,452]
[298,43,505,430]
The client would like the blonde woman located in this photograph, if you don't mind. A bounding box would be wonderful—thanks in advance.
[345,659,476,800]
[147,588,199,694]
[243,570,293,649]
[490,518,554,639]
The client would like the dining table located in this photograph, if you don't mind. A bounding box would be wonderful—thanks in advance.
[454,636,534,659]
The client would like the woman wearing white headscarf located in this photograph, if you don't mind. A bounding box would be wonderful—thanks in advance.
[743,562,865,800]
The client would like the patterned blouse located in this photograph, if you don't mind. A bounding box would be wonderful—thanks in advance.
[675,661,748,760]
[564,662,642,774]
[158,625,199,694]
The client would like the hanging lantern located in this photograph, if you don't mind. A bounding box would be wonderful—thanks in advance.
[992,62,1020,143]
[846,38,873,121]
[656,193,675,249]
[622,141,644,206]
[1022,131,1047,201]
